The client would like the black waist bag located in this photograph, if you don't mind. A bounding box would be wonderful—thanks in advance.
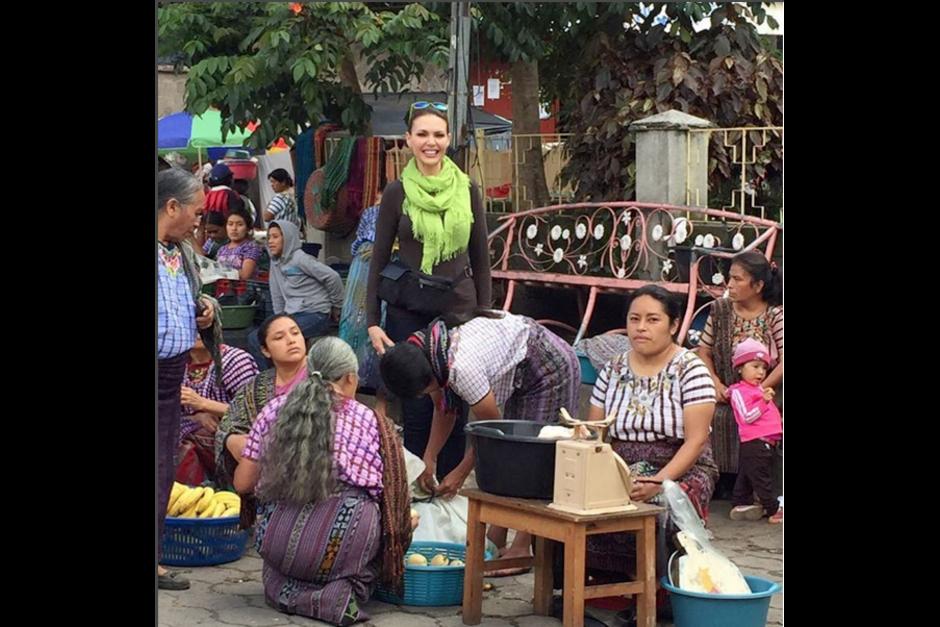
[378,259,463,316]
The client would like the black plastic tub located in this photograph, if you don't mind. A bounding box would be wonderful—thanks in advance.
[465,420,561,499]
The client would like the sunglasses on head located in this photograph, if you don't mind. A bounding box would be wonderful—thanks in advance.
[407,101,448,124]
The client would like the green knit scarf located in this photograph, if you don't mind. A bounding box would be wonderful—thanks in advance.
[400,156,473,274]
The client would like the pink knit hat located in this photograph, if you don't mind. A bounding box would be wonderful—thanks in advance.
[732,338,775,368]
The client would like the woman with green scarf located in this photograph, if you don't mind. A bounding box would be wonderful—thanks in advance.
[366,102,491,492]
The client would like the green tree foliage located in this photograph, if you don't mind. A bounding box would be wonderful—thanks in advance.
[158,2,449,147]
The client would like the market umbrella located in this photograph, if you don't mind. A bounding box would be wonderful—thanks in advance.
[158,109,252,163]
[158,110,289,163]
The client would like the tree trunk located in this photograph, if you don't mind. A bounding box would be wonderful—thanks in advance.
[510,58,550,210]
[339,52,372,136]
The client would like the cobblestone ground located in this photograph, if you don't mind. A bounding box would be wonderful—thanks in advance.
[158,497,782,627]
[161,387,782,626]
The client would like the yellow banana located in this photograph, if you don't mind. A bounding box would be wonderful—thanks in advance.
[211,501,227,518]
[214,491,241,504]
[202,501,218,518]
[221,506,240,518]
[170,489,194,516]
[209,491,235,508]
[167,490,183,515]
[198,500,217,518]
[195,487,215,513]
[170,482,186,500]
[178,487,206,511]
[180,500,201,518]
[174,486,204,512]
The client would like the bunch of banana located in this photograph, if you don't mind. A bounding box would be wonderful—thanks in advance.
[167,483,241,518]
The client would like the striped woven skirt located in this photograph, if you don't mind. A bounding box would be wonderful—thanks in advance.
[255,487,381,625]
[503,322,581,424]
[585,439,718,577]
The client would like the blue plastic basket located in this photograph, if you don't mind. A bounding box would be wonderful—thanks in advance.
[160,516,249,567]
[661,575,781,627]
[375,541,494,606]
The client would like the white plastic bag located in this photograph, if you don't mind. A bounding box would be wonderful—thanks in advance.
[662,479,750,594]
[402,447,497,553]
[195,255,239,284]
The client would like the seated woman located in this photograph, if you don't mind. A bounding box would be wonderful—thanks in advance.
[176,336,259,486]
[215,314,309,510]
[216,207,262,280]
[247,220,344,367]
[584,285,717,582]
[233,337,411,626]
[201,211,229,259]
[379,311,580,571]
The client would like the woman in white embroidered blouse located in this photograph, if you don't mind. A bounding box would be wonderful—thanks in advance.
[584,285,718,581]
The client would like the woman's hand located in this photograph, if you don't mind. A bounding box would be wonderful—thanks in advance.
[715,380,729,403]
[761,387,776,402]
[368,326,395,355]
[630,480,663,503]
[195,298,215,330]
[180,386,205,411]
[418,458,438,495]
[435,466,469,499]
[190,411,220,434]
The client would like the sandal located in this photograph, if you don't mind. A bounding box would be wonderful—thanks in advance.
[158,571,191,591]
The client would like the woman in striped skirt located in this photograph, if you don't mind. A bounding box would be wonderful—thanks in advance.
[697,251,783,482]
[233,337,411,625]
[584,285,718,582]
[379,311,580,572]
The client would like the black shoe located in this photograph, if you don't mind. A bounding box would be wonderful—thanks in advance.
[550,594,608,626]
[158,572,191,590]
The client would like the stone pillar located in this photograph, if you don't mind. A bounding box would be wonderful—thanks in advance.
[628,111,713,279]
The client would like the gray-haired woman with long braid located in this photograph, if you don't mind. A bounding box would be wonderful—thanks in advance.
[233,337,412,625]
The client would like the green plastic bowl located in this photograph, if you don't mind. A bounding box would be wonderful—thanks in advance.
[220,304,257,329]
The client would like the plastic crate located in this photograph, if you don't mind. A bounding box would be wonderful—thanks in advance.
[160,516,248,567]
[375,541,494,606]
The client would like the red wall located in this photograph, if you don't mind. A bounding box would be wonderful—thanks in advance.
[472,58,558,135]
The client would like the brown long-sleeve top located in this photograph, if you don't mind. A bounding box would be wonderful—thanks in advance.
[366,179,492,327]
